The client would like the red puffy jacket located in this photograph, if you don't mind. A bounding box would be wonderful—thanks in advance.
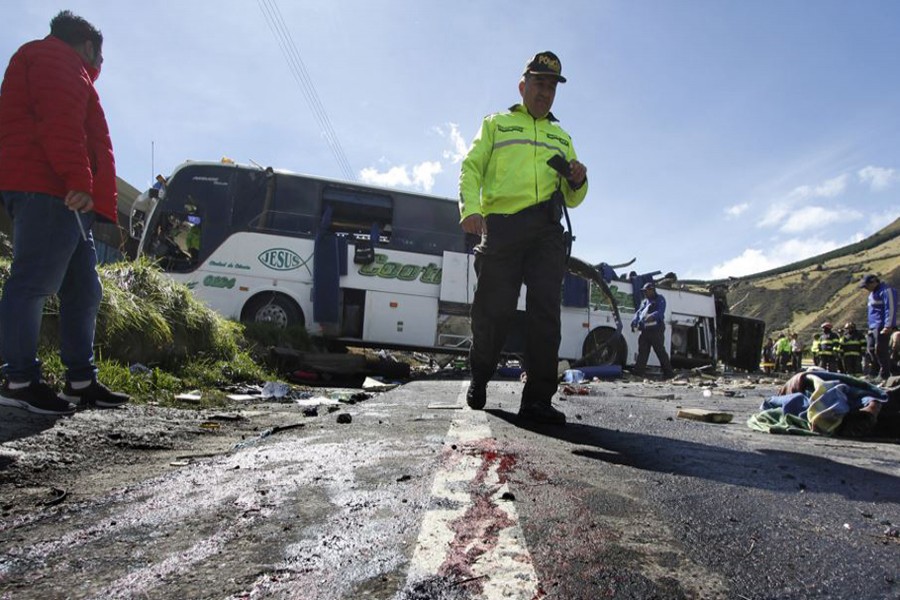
[0,35,117,223]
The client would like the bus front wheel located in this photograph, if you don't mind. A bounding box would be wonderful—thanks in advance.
[242,293,303,328]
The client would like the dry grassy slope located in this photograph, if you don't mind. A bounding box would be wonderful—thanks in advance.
[715,217,900,343]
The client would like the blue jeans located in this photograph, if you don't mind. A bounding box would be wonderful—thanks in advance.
[0,191,101,383]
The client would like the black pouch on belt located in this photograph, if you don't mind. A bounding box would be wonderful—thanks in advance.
[548,189,564,223]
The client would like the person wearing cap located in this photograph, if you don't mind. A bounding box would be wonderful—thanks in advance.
[459,51,588,424]
[629,282,675,379]
[860,274,898,381]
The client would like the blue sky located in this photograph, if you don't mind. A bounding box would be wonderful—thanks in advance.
[3,1,899,279]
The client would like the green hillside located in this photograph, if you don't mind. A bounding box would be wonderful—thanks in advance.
[706,217,900,344]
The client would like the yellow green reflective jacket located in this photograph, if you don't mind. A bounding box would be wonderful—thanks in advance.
[458,104,588,221]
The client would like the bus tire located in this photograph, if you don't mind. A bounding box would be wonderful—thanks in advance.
[581,326,627,367]
[242,293,304,328]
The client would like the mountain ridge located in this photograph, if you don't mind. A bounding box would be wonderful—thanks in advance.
[692,217,900,344]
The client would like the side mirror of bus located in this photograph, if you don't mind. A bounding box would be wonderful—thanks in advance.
[129,209,146,240]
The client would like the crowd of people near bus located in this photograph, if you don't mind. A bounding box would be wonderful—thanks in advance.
[760,274,899,384]
[762,322,898,379]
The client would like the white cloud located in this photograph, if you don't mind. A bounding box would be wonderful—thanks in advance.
[359,160,443,193]
[707,237,844,279]
[724,202,749,218]
[759,174,850,229]
[359,166,410,188]
[708,248,775,279]
[438,123,469,165]
[787,174,849,201]
[759,202,791,228]
[411,161,443,191]
[779,205,863,234]
[858,166,898,192]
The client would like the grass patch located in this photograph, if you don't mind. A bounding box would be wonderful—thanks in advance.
[0,257,283,408]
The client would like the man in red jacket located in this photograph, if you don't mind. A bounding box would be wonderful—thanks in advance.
[0,11,129,415]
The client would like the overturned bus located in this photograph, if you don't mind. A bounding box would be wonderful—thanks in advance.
[129,160,765,372]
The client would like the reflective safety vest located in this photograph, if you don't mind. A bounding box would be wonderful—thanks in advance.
[818,332,837,355]
[459,104,588,221]
[775,337,791,354]
[810,339,820,355]
[840,334,864,356]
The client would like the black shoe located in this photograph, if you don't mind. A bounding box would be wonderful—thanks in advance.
[518,403,567,425]
[0,380,74,415]
[60,380,130,409]
[466,380,487,410]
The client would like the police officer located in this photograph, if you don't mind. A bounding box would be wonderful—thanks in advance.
[460,51,588,424]
[630,282,675,379]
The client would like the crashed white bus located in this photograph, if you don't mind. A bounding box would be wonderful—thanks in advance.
[130,160,763,371]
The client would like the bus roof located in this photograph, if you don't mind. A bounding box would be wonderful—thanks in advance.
[166,159,460,205]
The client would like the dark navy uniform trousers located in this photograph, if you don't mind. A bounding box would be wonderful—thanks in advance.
[469,203,566,407]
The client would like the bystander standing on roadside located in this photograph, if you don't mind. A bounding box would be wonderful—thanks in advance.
[790,332,803,372]
[859,274,898,383]
[0,11,130,415]
[761,337,775,374]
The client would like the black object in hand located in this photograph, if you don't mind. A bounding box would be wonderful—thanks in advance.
[547,154,572,178]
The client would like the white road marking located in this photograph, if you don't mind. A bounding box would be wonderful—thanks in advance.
[406,381,540,598]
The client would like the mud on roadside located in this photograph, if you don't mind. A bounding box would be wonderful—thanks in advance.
[0,400,319,523]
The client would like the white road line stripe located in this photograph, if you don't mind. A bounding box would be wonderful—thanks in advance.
[406,381,540,598]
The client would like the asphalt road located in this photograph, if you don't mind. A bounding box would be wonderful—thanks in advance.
[1,375,898,600]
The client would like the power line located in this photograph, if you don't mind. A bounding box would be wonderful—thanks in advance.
[258,0,354,180]
[258,0,356,181]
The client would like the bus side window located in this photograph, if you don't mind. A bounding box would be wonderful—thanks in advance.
[322,187,392,240]
[235,169,274,233]
[243,171,317,237]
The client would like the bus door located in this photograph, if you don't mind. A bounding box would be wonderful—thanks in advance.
[437,251,476,351]
[719,313,766,372]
